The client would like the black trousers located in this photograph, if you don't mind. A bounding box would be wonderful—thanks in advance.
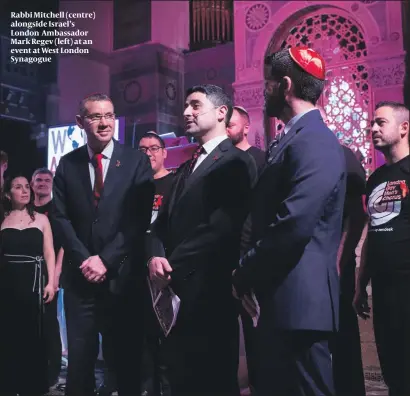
[240,308,257,390]
[372,273,410,396]
[64,286,144,396]
[44,290,62,386]
[331,261,365,396]
[160,316,240,396]
[254,330,334,396]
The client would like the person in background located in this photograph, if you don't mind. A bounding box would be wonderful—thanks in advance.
[0,150,8,191]
[354,101,410,396]
[138,131,175,396]
[0,174,56,396]
[0,151,7,221]
[139,132,175,224]
[31,167,64,391]
[227,106,266,174]
[317,105,366,396]
[227,105,265,394]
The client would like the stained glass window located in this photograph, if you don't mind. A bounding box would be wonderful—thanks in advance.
[267,11,374,175]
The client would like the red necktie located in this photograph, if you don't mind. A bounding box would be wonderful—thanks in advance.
[188,146,205,175]
[92,153,104,206]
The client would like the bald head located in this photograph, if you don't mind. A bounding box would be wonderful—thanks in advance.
[227,106,250,148]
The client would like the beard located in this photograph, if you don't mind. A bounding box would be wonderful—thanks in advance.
[229,130,245,146]
[264,89,286,119]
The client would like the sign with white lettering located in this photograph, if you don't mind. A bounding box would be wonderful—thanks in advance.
[47,119,123,174]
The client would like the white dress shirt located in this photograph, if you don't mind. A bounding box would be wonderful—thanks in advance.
[193,135,228,173]
[87,139,114,188]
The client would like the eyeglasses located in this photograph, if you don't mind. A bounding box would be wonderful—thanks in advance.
[84,113,116,123]
[138,146,163,154]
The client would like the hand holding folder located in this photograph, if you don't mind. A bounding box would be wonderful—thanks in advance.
[147,278,180,337]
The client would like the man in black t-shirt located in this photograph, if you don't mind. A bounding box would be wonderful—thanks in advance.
[31,167,63,390]
[138,132,175,396]
[354,101,410,396]
[227,106,266,174]
[317,105,366,395]
[227,105,265,394]
[138,132,175,225]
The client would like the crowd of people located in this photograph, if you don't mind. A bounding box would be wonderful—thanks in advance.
[0,45,409,396]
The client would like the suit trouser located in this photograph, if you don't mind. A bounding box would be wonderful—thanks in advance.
[43,290,62,386]
[160,317,240,396]
[330,262,365,396]
[240,308,257,390]
[64,286,144,396]
[372,273,410,396]
[254,330,335,396]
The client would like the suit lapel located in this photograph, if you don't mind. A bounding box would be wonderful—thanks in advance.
[100,140,122,205]
[184,144,224,190]
[75,146,94,207]
[258,124,301,182]
[172,138,231,209]
[168,161,189,215]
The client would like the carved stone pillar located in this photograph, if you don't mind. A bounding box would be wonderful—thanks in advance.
[368,55,405,168]
[110,43,185,146]
[232,82,267,150]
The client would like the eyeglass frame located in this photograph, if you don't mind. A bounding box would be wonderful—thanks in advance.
[138,145,165,154]
[84,113,116,123]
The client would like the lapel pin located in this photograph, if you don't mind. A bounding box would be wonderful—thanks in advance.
[213,155,219,161]
[116,160,121,167]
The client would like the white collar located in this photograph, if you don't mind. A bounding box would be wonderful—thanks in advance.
[87,139,114,159]
[201,135,228,154]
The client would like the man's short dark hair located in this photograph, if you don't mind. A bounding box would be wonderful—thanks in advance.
[139,131,165,148]
[32,167,53,180]
[0,151,8,165]
[233,106,250,124]
[79,93,113,116]
[185,84,233,126]
[375,101,409,124]
[264,49,324,105]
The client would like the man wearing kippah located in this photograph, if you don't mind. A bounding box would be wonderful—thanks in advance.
[233,47,346,396]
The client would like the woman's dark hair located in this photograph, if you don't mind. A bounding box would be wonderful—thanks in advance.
[1,174,36,222]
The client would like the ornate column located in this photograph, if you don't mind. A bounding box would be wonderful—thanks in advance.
[233,81,266,150]
[403,0,410,108]
[368,56,406,168]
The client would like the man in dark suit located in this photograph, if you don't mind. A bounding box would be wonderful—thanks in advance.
[53,93,154,396]
[148,84,257,396]
[232,47,346,396]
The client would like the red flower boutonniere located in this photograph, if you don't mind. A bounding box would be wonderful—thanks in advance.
[400,181,408,198]
[212,155,219,161]
[116,160,121,167]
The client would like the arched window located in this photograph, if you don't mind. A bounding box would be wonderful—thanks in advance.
[267,11,374,175]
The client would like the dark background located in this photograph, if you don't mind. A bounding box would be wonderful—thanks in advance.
[0,0,58,179]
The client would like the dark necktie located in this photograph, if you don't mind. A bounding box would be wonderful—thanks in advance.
[267,131,284,160]
[173,146,205,203]
[92,153,104,206]
[188,145,205,175]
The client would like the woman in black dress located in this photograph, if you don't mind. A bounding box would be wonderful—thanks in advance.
[0,175,56,396]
